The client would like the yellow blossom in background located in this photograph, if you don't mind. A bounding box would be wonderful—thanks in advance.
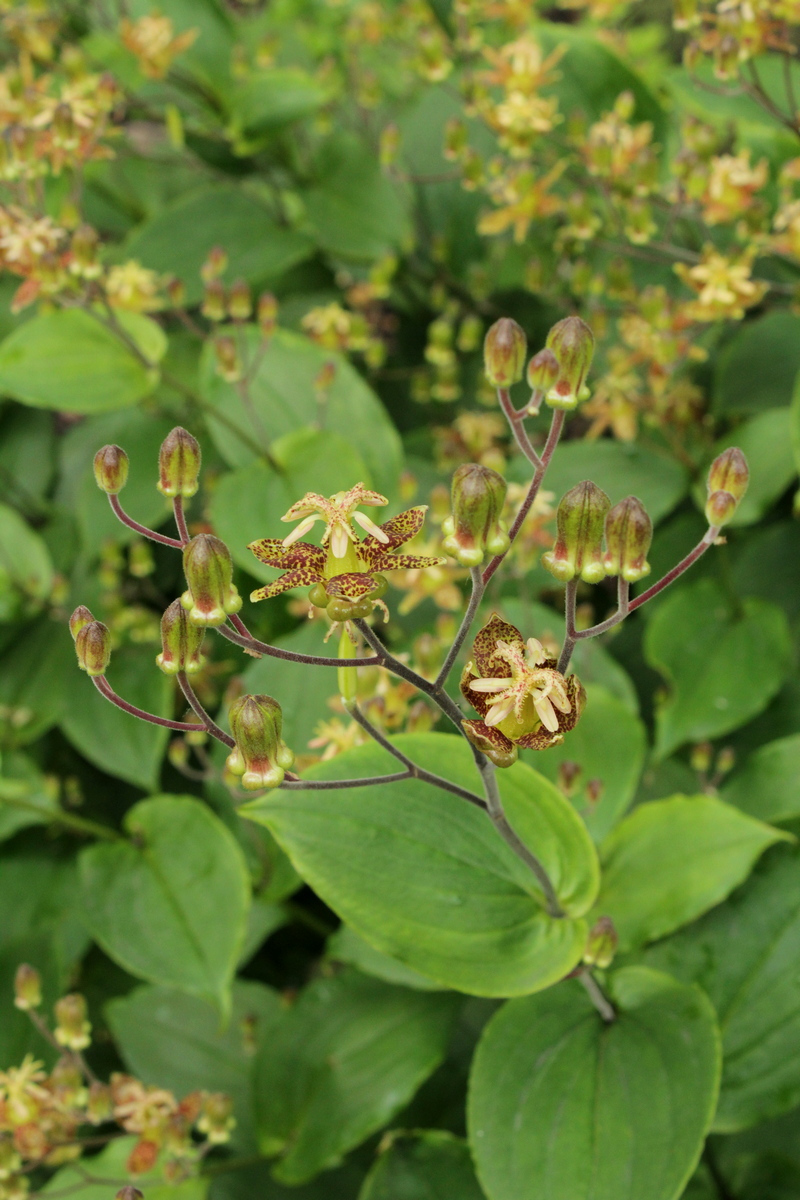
[675,246,769,321]
[701,151,768,224]
[106,260,163,312]
[120,13,198,79]
[479,161,565,242]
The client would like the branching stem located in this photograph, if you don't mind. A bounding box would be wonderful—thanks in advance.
[579,968,616,1023]
[176,671,235,748]
[216,619,381,668]
[108,494,183,549]
[435,566,485,687]
[497,387,542,466]
[93,676,203,732]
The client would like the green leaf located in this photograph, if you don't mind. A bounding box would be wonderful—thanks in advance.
[228,70,327,148]
[0,408,56,507]
[0,309,166,413]
[731,520,800,621]
[722,735,800,823]
[513,438,687,524]
[238,896,287,966]
[199,327,402,498]
[715,311,800,415]
[639,839,800,1130]
[238,623,339,753]
[241,732,600,996]
[0,751,59,842]
[358,1131,485,1200]
[701,409,796,527]
[126,0,234,95]
[468,967,721,1200]
[593,794,788,953]
[533,685,647,843]
[0,617,75,744]
[107,980,282,1151]
[44,1135,208,1200]
[0,846,88,967]
[254,967,458,1183]
[209,1158,365,1200]
[80,795,250,1011]
[123,185,314,307]
[209,428,371,582]
[328,925,444,992]
[60,646,172,791]
[0,502,53,608]
[644,580,792,759]
[303,133,412,261]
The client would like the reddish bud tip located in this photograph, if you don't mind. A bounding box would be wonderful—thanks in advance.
[526,347,559,392]
[157,426,201,499]
[93,444,129,494]
[75,621,111,677]
[542,480,610,584]
[604,496,652,583]
[708,446,749,503]
[181,534,242,627]
[545,316,595,410]
[69,605,95,641]
[442,463,509,566]
[156,599,206,675]
[226,694,294,790]
[483,318,527,388]
[705,490,738,528]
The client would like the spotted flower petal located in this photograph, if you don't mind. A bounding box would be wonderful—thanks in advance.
[371,550,448,571]
[324,572,380,602]
[361,506,428,554]
[250,564,323,602]
[248,538,326,572]
[462,719,518,768]
[472,613,525,677]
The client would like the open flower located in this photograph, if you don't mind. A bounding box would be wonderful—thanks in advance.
[248,485,445,623]
[461,613,584,767]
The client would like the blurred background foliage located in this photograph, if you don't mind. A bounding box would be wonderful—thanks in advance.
[3,0,800,1197]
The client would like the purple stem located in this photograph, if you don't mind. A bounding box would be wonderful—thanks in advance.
[173,497,190,544]
[217,618,381,669]
[497,387,542,466]
[176,671,235,748]
[109,495,183,549]
[93,676,201,731]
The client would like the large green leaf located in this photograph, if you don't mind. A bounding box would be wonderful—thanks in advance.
[303,133,412,261]
[228,70,328,149]
[640,840,800,1131]
[722,735,800,823]
[468,967,721,1200]
[123,186,314,306]
[241,733,600,996]
[0,751,59,842]
[327,924,444,992]
[209,1158,365,1200]
[0,408,56,508]
[0,309,166,413]
[715,311,800,415]
[358,1131,484,1200]
[0,502,53,611]
[60,645,172,791]
[700,410,796,527]
[199,327,402,497]
[44,1135,207,1200]
[0,617,75,744]
[533,684,647,843]
[644,580,792,759]
[107,980,282,1151]
[80,796,250,1010]
[593,794,788,952]
[254,967,458,1183]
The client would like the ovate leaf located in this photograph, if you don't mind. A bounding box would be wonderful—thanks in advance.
[593,794,788,952]
[716,310,800,415]
[0,618,74,744]
[645,579,792,759]
[241,733,600,997]
[722,734,800,823]
[359,1131,484,1200]
[80,796,250,1011]
[327,925,444,992]
[254,968,458,1183]
[0,309,165,413]
[468,967,721,1200]
[0,502,53,608]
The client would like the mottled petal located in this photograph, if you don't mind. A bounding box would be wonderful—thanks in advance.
[472,613,525,677]
[250,565,323,601]
[282,493,327,522]
[462,719,518,768]
[371,551,447,571]
[516,726,564,751]
[364,506,428,552]
[248,539,325,572]
[324,572,379,602]
[461,663,490,718]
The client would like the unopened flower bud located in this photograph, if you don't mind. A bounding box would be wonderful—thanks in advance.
[483,318,526,388]
[542,481,610,584]
[93,444,129,494]
[583,916,618,970]
[156,599,206,675]
[75,621,111,677]
[69,225,100,277]
[545,316,595,410]
[14,964,41,1011]
[708,447,748,502]
[201,279,226,322]
[157,427,201,499]
[116,1188,143,1200]
[603,496,652,582]
[227,278,252,322]
[166,275,186,307]
[197,1092,235,1144]
[226,694,294,790]
[127,1141,158,1177]
[181,535,242,627]
[87,1082,113,1124]
[69,605,94,641]
[442,463,510,567]
[257,292,278,337]
[705,490,738,528]
[201,245,227,283]
[213,335,241,383]
[54,993,91,1051]
[527,347,559,393]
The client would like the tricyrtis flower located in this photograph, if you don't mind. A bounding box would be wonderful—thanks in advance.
[461,614,585,767]
[248,484,445,623]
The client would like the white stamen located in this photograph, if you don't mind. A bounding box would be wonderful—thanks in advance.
[485,697,515,727]
[353,511,390,543]
[470,678,511,693]
[282,514,318,547]
[331,523,350,558]
[550,687,572,714]
[526,638,547,665]
[534,694,560,733]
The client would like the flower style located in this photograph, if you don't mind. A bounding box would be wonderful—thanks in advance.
[461,614,585,767]
[248,484,445,622]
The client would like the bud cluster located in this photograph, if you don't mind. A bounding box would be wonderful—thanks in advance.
[483,315,595,413]
[542,483,652,585]
[705,446,749,528]
[70,607,111,677]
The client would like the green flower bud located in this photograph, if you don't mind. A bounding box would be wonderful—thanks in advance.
[201,279,226,322]
[69,605,94,641]
[54,993,91,1051]
[116,1188,144,1200]
[181,534,242,627]
[75,620,111,676]
[88,1082,114,1124]
[707,446,749,503]
[227,278,252,322]
[442,463,510,567]
[603,496,652,583]
[545,316,595,410]
[156,599,206,676]
[157,426,201,499]
[705,490,738,528]
[483,318,526,388]
[213,334,241,383]
[226,694,295,790]
[201,245,227,282]
[583,916,618,970]
[542,481,610,584]
[14,963,42,1011]
[526,347,559,392]
[258,292,278,338]
[93,444,129,495]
